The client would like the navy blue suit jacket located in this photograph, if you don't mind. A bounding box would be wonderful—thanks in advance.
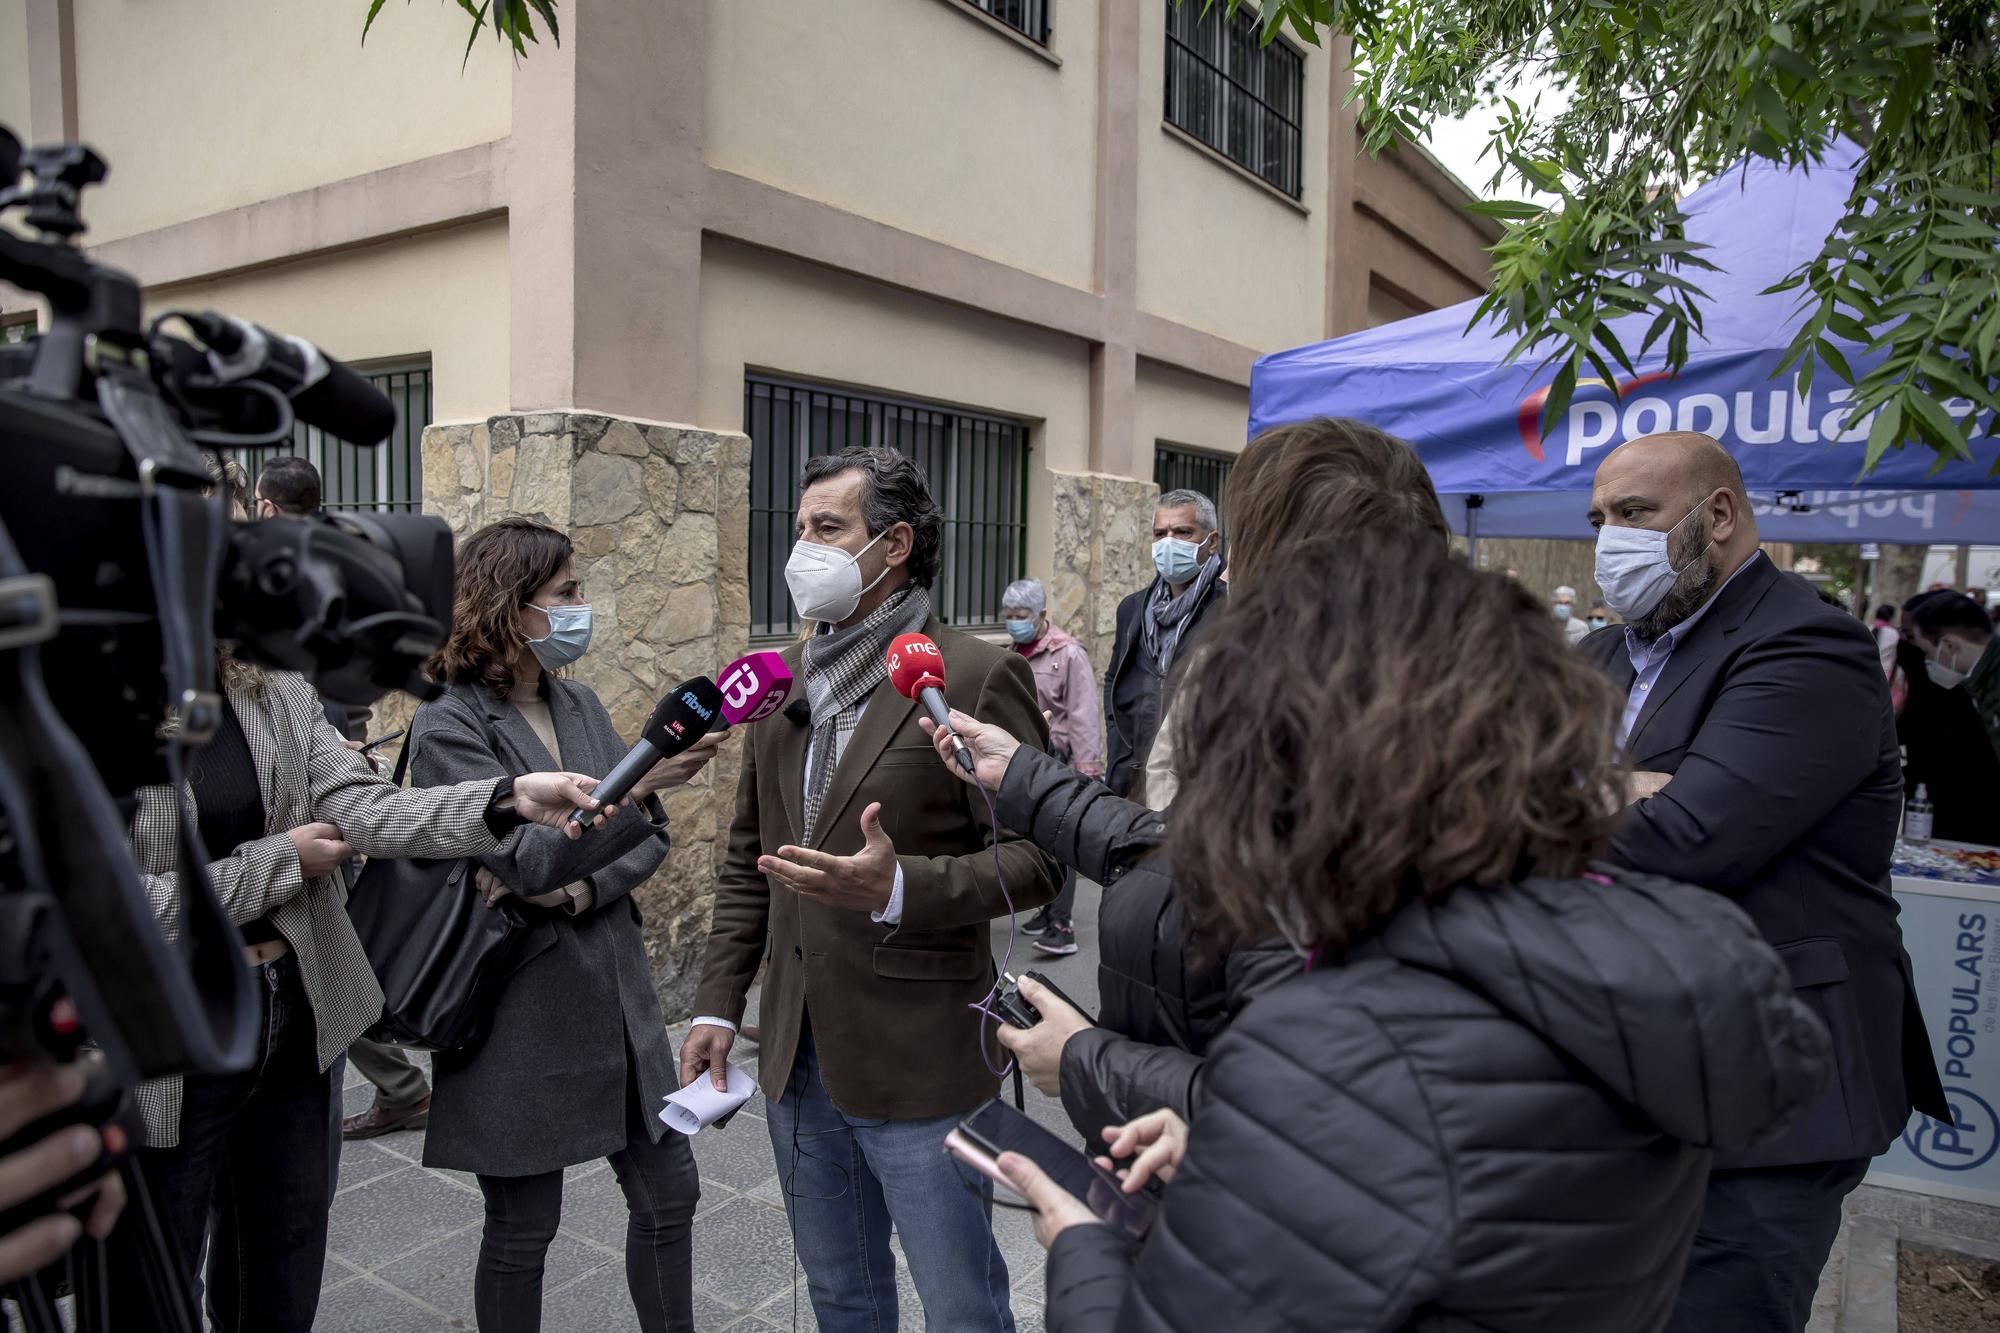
[1581,554,1948,1168]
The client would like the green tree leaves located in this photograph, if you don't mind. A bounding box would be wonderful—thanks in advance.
[1237,0,2000,477]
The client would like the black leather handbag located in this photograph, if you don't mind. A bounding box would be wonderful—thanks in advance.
[348,717,557,1052]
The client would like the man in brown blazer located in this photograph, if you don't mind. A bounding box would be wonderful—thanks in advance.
[682,446,1061,1333]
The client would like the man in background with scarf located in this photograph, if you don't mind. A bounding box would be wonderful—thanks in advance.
[681,446,1062,1333]
[1103,489,1227,801]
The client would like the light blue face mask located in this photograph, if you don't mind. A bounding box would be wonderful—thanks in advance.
[1153,536,1205,585]
[524,602,593,670]
[1004,619,1039,644]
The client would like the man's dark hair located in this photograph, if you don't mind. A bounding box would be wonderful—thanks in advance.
[256,455,323,516]
[1910,591,1995,642]
[799,446,944,590]
[1874,604,1898,622]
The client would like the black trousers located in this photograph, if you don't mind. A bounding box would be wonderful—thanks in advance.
[135,954,332,1333]
[473,1074,700,1333]
[1664,1157,1871,1333]
[1047,866,1079,923]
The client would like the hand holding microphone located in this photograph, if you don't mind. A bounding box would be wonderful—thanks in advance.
[568,677,726,826]
[635,732,727,798]
[569,655,798,827]
[634,652,798,796]
[917,710,1019,795]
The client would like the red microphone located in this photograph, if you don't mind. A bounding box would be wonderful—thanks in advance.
[887,633,974,776]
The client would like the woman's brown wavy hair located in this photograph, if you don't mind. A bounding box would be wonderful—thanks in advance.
[1171,528,1625,955]
[1225,417,1450,590]
[429,517,573,698]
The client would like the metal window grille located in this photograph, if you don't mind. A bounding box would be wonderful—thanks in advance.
[963,0,1050,43]
[1163,0,1304,198]
[745,376,1031,639]
[1154,442,1235,538]
[231,362,430,513]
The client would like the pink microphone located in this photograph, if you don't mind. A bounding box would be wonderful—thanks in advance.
[717,651,795,726]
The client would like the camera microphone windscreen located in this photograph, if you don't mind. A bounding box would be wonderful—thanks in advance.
[289,356,398,448]
[189,311,397,447]
[717,650,794,726]
[568,676,724,825]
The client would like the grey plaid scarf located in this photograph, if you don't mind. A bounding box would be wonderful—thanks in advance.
[1141,555,1223,677]
[800,584,932,843]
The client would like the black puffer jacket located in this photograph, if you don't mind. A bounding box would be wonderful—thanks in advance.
[997,748,1295,1143]
[1043,868,1834,1333]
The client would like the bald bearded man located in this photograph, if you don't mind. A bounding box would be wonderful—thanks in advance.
[1580,432,1947,1333]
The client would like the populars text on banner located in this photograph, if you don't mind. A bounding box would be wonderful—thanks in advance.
[1870,880,2000,1206]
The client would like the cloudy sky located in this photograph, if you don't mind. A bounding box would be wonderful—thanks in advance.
[1420,107,1510,199]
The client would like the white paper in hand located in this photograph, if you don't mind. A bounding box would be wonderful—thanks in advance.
[660,1064,756,1136]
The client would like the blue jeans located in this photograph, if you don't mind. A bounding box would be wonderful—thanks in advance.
[765,1025,1014,1333]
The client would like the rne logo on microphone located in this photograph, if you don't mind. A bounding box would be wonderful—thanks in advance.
[906,640,942,658]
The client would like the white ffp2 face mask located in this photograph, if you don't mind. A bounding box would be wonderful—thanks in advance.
[1926,636,1973,690]
[1926,660,1967,690]
[785,530,888,624]
[1593,497,1715,621]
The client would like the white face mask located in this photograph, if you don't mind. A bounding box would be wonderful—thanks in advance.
[1926,660,1967,690]
[1926,637,1973,690]
[785,530,888,624]
[1593,497,1714,621]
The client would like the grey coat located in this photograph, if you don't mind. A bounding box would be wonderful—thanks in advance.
[408,676,677,1177]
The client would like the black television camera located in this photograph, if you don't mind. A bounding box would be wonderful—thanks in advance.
[0,123,455,1331]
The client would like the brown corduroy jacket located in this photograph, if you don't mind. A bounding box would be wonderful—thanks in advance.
[691,615,1063,1119]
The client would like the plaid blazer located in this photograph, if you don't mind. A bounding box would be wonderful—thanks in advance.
[131,670,505,1147]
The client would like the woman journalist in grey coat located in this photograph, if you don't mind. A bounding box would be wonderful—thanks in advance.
[408,517,722,1333]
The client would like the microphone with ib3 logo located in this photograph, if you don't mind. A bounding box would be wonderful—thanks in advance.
[567,677,725,825]
[887,632,974,776]
[715,650,794,727]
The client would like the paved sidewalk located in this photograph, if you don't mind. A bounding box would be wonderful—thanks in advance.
[317,889,1103,1332]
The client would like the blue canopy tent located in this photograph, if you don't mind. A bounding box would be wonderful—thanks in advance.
[1249,140,2000,547]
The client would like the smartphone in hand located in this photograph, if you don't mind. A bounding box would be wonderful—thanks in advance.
[946,1097,1158,1238]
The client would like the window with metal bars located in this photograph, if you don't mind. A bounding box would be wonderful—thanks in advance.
[745,376,1031,639]
[961,0,1050,44]
[1163,0,1304,198]
[1154,442,1235,537]
[231,362,430,513]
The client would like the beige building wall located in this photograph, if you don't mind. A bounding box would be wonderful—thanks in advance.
[0,0,29,141]
[1133,358,1251,479]
[17,0,1497,1019]
[144,219,510,424]
[68,0,510,243]
[697,240,1092,589]
[1133,3,1329,352]
[705,0,1099,290]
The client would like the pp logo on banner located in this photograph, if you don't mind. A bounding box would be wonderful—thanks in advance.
[1905,1088,2000,1172]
